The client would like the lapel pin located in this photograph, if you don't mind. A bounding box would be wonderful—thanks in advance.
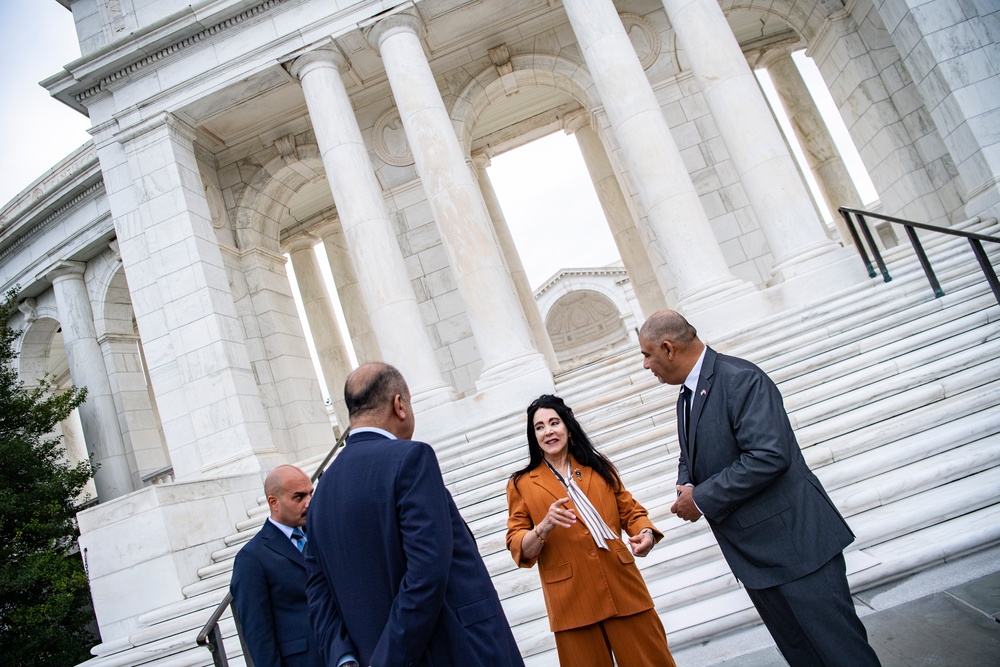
[575,469,582,480]
[700,389,707,396]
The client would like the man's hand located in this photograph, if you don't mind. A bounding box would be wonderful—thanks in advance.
[628,529,654,557]
[671,485,702,522]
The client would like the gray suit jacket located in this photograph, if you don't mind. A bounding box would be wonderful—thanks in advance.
[677,347,854,589]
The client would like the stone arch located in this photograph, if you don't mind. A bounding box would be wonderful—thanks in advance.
[721,0,832,45]
[450,53,602,157]
[232,143,326,252]
[543,289,629,367]
[16,305,63,388]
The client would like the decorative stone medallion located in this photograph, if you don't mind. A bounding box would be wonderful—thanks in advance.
[372,108,414,167]
[620,13,661,71]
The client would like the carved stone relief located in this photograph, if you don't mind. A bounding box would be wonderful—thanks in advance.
[372,108,415,167]
[620,13,661,71]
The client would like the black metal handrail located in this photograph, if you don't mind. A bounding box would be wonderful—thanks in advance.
[195,427,350,666]
[838,207,1000,307]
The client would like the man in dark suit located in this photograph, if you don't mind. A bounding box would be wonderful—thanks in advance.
[230,464,325,667]
[305,362,524,667]
[639,310,880,667]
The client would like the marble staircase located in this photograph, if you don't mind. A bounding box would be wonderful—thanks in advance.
[80,217,1000,667]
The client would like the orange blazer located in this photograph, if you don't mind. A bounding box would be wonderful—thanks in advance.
[505,457,663,632]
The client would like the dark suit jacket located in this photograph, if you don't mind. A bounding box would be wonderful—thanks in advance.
[677,347,854,589]
[230,518,324,667]
[305,431,524,667]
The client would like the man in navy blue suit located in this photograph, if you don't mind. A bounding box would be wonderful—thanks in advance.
[230,464,325,667]
[305,362,524,667]
[639,310,880,667]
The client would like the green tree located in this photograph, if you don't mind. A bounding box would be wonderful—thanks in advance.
[0,288,97,666]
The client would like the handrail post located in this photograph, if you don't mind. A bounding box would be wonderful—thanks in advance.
[969,238,1000,307]
[904,225,944,297]
[206,623,230,667]
[840,208,877,278]
[856,213,892,282]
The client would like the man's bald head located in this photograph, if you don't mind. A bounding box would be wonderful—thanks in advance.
[264,465,313,527]
[639,310,704,386]
[344,362,414,438]
[638,310,698,347]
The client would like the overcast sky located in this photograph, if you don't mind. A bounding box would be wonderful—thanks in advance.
[1,3,873,291]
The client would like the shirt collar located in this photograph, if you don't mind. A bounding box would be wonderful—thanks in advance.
[350,426,397,440]
[267,516,297,540]
[683,346,708,393]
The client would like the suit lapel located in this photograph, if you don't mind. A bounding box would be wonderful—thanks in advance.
[528,463,567,505]
[260,519,306,567]
[687,347,717,469]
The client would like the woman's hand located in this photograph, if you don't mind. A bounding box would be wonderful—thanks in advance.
[538,497,576,539]
[628,528,655,557]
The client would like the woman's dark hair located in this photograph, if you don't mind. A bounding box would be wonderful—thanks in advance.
[510,394,621,491]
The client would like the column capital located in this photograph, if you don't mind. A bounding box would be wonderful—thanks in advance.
[287,46,349,81]
[749,41,799,71]
[562,108,593,135]
[365,9,425,53]
[470,153,491,170]
[43,260,87,285]
[114,110,196,148]
[283,232,320,254]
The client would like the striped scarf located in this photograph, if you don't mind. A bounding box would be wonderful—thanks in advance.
[544,459,618,550]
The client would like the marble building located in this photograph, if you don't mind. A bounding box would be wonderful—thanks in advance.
[1,0,997,664]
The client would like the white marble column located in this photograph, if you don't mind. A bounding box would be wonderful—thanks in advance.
[563,111,667,318]
[287,48,455,408]
[99,332,169,483]
[105,112,282,479]
[366,13,550,388]
[759,48,862,245]
[660,0,839,281]
[470,154,559,370]
[45,261,134,501]
[314,219,381,365]
[561,0,752,311]
[286,234,351,429]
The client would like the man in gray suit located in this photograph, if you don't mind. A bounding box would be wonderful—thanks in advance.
[639,310,880,667]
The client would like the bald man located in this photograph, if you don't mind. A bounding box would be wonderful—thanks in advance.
[231,465,325,667]
[639,310,880,667]
[305,362,524,667]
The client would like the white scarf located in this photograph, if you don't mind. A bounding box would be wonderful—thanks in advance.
[544,459,618,550]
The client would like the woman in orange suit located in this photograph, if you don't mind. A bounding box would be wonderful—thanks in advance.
[505,394,676,667]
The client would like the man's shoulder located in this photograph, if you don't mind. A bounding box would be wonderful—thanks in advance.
[713,350,767,377]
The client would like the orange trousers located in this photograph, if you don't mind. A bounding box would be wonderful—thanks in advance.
[553,608,676,667]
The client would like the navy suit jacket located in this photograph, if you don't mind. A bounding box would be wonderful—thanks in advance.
[230,518,324,667]
[305,431,524,667]
[677,347,855,589]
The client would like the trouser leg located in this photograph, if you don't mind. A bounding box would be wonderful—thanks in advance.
[602,608,676,667]
[746,553,881,667]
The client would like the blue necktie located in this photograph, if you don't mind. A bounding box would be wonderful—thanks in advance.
[291,528,307,553]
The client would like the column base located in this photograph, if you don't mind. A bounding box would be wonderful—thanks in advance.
[676,275,757,314]
[687,246,869,342]
[412,353,554,447]
[411,382,460,412]
[964,178,1000,224]
[767,239,843,285]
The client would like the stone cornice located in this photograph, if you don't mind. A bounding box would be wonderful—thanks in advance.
[535,266,629,297]
[44,0,289,114]
[0,182,107,265]
[1,143,99,231]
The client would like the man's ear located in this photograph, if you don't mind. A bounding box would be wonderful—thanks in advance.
[393,393,407,420]
[661,339,672,357]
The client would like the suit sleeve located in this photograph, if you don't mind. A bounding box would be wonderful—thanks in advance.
[231,550,282,667]
[305,544,356,666]
[692,368,795,521]
[505,478,539,568]
[614,482,662,543]
[370,442,454,667]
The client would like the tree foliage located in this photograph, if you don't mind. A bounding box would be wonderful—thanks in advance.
[0,288,97,666]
